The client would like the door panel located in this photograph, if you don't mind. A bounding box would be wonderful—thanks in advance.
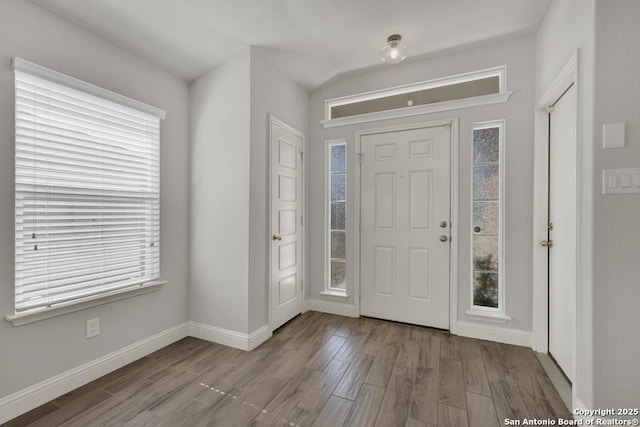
[374,246,396,296]
[409,171,432,230]
[375,173,396,229]
[360,125,451,329]
[278,274,297,305]
[548,85,577,381]
[271,119,304,331]
[409,248,431,300]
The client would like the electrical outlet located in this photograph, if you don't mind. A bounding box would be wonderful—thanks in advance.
[86,317,100,339]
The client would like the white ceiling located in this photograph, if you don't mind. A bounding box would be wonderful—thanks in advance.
[29,0,552,91]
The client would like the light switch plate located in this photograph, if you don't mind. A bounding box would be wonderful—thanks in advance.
[602,122,625,149]
[602,168,640,194]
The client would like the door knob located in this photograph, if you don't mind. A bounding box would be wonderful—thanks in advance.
[540,240,553,247]
[272,234,282,241]
[440,221,448,228]
[439,235,448,242]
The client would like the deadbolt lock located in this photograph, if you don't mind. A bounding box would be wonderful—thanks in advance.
[440,221,448,228]
[272,234,282,241]
[439,235,448,242]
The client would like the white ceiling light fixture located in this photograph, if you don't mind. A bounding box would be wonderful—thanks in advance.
[381,34,406,64]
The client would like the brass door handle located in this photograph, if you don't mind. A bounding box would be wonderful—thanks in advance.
[541,240,553,247]
[272,234,282,241]
[439,235,448,242]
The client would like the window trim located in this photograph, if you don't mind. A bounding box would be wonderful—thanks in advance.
[9,58,165,324]
[12,58,166,119]
[324,139,348,296]
[322,66,511,128]
[6,281,166,326]
[467,120,511,322]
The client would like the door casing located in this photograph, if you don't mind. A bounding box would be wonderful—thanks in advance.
[532,52,579,403]
[268,115,305,333]
[354,119,459,333]
[548,83,577,381]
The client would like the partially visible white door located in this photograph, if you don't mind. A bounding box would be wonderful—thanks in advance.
[270,118,304,331]
[360,125,451,329]
[548,84,577,381]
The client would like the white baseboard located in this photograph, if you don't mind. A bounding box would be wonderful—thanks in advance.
[456,321,532,347]
[305,298,358,318]
[247,325,272,350]
[188,322,271,351]
[0,322,189,425]
[573,397,588,420]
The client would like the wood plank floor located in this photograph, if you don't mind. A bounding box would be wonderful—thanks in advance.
[3,312,572,427]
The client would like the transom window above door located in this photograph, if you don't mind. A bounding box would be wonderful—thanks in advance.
[322,66,511,128]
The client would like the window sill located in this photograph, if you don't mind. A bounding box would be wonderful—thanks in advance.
[465,309,512,324]
[320,290,349,299]
[5,280,166,327]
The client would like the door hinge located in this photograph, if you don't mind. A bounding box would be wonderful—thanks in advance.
[300,216,304,226]
[300,280,303,290]
[358,152,363,164]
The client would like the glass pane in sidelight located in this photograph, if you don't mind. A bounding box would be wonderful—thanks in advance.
[473,272,499,308]
[472,236,499,272]
[331,144,346,173]
[331,202,346,230]
[331,231,346,260]
[331,173,346,201]
[472,201,499,236]
[331,260,346,289]
[473,127,500,163]
[473,164,499,201]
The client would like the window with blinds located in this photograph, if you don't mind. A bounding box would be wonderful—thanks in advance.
[13,58,164,314]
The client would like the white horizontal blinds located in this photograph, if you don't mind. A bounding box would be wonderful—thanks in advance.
[15,67,161,313]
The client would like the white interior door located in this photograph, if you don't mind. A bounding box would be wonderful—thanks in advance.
[548,84,577,381]
[270,118,304,331]
[360,125,451,329]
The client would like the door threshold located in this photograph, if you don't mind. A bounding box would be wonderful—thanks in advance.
[360,315,450,333]
[536,352,572,410]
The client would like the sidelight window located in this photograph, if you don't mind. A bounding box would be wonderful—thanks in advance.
[469,121,508,319]
[325,140,347,293]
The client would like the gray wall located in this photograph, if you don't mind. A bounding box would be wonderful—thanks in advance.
[537,0,640,408]
[308,35,537,331]
[0,0,190,399]
[189,50,252,334]
[249,48,309,332]
[592,0,640,408]
[190,47,309,335]
[535,0,596,408]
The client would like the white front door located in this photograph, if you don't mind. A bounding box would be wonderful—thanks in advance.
[360,125,451,329]
[548,84,577,381]
[270,118,304,331]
